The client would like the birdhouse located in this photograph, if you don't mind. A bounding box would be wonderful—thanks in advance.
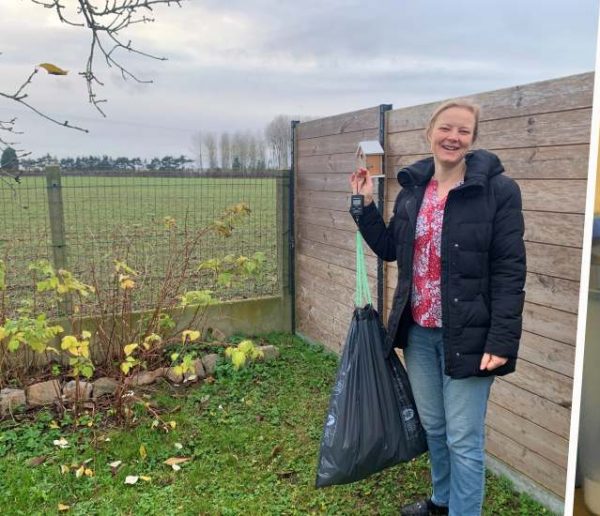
[356,140,384,178]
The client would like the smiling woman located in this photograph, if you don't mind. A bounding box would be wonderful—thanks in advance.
[349,99,526,516]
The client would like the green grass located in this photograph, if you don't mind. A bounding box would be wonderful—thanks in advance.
[0,175,282,316]
[0,333,553,515]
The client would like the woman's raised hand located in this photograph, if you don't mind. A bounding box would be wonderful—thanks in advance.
[349,168,374,205]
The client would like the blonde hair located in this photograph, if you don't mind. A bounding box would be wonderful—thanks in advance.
[426,100,481,142]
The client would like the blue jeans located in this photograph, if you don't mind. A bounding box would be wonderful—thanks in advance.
[404,324,494,516]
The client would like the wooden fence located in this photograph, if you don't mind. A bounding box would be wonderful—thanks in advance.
[293,72,593,504]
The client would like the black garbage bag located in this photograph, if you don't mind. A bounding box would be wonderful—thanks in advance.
[315,304,427,488]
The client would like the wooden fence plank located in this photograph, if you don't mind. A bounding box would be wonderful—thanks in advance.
[387,73,592,133]
[387,109,592,156]
[525,242,582,281]
[297,107,380,140]
[297,236,378,277]
[385,178,587,215]
[297,222,377,259]
[385,145,590,181]
[297,208,358,233]
[504,360,572,407]
[298,129,380,157]
[519,331,575,377]
[297,153,357,175]
[487,402,568,469]
[489,378,570,439]
[522,302,577,345]
[525,273,579,314]
[486,427,566,497]
[523,212,583,248]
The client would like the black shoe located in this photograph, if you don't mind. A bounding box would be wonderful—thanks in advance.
[400,498,449,516]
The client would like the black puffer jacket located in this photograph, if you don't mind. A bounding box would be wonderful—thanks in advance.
[353,149,526,379]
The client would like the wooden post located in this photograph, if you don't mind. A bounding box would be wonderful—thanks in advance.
[45,165,71,315]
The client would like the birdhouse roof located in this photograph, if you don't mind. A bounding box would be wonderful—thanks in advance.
[356,140,384,156]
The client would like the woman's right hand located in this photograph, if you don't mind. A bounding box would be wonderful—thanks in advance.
[349,168,374,206]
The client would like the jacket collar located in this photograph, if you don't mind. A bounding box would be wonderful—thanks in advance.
[397,149,505,190]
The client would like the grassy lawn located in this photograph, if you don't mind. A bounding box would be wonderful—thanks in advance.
[0,333,553,515]
[0,175,281,316]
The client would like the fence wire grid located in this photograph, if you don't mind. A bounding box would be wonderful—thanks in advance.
[0,170,288,318]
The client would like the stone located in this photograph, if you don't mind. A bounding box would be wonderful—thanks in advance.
[258,345,280,361]
[0,388,26,416]
[202,353,219,376]
[128,368,166,387]
[26,380,62,406]
[166,367,183,384]
[93,377,119,398]
[63,380,93,402]
[183,359,206,383]
[193,359,206,379]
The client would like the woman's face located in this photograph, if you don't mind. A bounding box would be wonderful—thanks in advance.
[428,107,476,167]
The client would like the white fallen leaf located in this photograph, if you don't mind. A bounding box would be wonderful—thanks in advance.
[75,465,84,478]
[171,464,181,472]
[82,458,93,465]
[124,475,139,485]
[174,443,183,450]
[108,460,122,468]
[53,438,69,449]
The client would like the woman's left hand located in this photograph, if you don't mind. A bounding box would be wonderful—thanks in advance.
[480,353,508,371]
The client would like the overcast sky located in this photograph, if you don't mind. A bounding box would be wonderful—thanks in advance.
[1,0,598,160]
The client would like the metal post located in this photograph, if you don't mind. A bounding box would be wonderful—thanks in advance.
[377,104,393,319]
[290,120,300,334]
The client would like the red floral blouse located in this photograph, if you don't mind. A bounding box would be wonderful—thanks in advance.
[411,179,462,327]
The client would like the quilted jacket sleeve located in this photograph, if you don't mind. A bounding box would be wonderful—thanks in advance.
[485,177,526,358]
[350,200,397,262]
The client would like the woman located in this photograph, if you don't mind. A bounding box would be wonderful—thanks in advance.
[349,100,526,516]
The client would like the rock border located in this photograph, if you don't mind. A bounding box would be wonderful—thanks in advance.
[0,346,279,416]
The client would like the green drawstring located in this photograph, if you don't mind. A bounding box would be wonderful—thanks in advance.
[355,232,373,307]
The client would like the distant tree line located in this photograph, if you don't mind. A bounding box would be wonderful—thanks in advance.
[3,114,303,176]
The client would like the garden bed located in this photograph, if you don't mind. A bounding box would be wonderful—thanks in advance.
[0,333,553,515]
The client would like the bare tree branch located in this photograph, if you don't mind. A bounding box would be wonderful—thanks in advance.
[0,0,184,153]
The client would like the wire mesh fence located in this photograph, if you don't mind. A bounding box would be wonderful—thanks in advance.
[0,169,289,319]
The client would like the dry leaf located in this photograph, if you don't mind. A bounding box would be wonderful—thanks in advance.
[27,456,47,467]
[108,460,122,469]
[171,464,181,472]
[49,420,60,429]
[124,475,139,485]
[168,421,177,429]
[58,503,70,512]
[163,457,190,466]
[84,468,94,477]
[174,443,183,450]
[140,475,152,482]
[38,63,68,75]
[53,438,69,448]
[75,465,84,478]
[60,464,70,475]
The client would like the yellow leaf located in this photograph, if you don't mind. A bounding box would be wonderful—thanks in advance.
[39,62,68,75]
[81,330,91,339]
[58,503,70,512]
[49,420,60,429]
[139,444,147,460]
[0,327,5,340]
[181,330,200,343]
[168,420,177,429]
[60,464,70,474]
[61,335,78,350]
[75,465,84,478]
[84,468,94,477]
[124,343,138,357]
[140,475,152,482]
